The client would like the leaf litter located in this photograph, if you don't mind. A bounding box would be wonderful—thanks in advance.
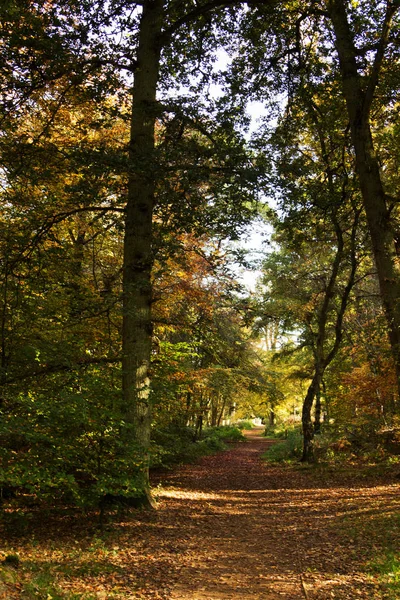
[1,428,399,599]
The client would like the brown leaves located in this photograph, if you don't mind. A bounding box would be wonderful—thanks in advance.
[1,430,399,599]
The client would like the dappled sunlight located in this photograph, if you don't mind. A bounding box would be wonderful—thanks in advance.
[156,437,399,599]
[1,431,398,599]
[156,489,223,501]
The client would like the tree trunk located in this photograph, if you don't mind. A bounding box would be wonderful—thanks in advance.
[122,0,163,508]
[195,414,203,441]
[314,385,322,434]
[327,0,400,397]
[183,391,192,425]
[301,218,343,462]
[217,398,227,427]
[300,209,358,461]
[269,407,275,427]
[210,395,219,427]
[0,257,9,384]
[301,371,321,462]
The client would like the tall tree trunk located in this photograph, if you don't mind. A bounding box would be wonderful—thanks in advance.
[269,406,275,427]
[210,395,219,427]
[327,0,400,397]
[195,414,204,441]
[301,216,343,462]
[0,257,9,385]
[185,391,192,425]
[122,0,163,507]
[298,70,362,460]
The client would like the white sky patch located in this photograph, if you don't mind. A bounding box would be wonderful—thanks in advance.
[213,48,231,72]
[246,100,269,137]
[234,219,272,292]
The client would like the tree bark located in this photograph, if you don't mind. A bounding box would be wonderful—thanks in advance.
[300,209,344,461]
[327,0,400,397]
[122,0,163,507]
[269,406,275,427]
[301,370,322,462]
[217,398,227,427]
[314,385,322,434]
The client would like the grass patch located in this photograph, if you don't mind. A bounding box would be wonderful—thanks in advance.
[363,512,400,598]
[0,562,89,600]
[0,531,134,599]
[22,568,82,599]
[333,496,400,599]
[369,552,400,599]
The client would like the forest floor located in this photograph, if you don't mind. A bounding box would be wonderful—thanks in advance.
[1,428,400,599]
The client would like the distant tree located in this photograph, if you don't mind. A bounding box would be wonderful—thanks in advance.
[257,70,365,459]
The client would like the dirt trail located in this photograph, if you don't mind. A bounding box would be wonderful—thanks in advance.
[150,428,396,600]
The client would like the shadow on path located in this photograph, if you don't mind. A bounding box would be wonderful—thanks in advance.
[151,428,398,600]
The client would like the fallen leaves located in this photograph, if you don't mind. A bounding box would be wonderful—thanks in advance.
[0,429,399,599]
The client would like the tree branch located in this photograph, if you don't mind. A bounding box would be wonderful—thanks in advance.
[363,1,399,119]
[3,356,121,386]
[161,0,277,43]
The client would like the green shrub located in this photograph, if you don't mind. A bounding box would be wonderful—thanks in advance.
[151,425,244,468]
[263,424,291,439]
[205,426,245,442]
[0,367,147,509]
[196,436,225,453]
[237,421,254,430]
[151,425,198,467]
[196,426,244,454]
[263,428,303,462]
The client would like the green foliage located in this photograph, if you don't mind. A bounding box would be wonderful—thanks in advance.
[264,423,292,439]
[262,428,303,463]
[151,425,244,468]
[0,0,399,513]
[205,425,245,443]
[236,420,254,430]
[151,425,198,467]
[369,552,400,599]
[0,367,147,508]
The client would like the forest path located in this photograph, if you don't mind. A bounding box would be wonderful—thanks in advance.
[2,428,398,599]
[151,428,391,600]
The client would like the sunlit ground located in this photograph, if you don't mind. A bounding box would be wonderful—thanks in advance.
[1,437,399,599]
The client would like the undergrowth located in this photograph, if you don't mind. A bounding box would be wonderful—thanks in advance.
[0,561,88,599]
[262,428,303,463]
[236,420,255,430]
[151,424,245,468]
[263,421,400,470]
